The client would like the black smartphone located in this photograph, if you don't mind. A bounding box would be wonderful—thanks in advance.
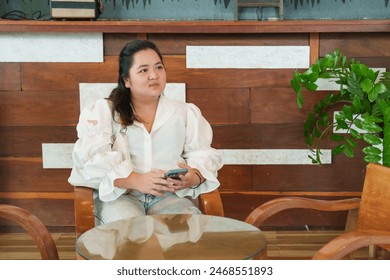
[164,168,188,180]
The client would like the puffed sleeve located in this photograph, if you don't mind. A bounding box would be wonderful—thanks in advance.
[68,99,133,202]
[175,103,223,199]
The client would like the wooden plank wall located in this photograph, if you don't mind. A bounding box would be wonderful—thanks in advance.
[1,28,390,233]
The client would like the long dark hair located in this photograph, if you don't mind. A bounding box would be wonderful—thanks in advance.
[107,40,164,126]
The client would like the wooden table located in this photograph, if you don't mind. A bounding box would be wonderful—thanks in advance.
[76,214,267,260]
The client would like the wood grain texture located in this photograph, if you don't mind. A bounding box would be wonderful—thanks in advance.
[0,192,74,199]
[218,152,366,192]
[21,58,118,91]
[0,232,77,260]
[0,63,21,90]
[212,124,307,149]
[220,192,359,228]
[245,197,361,228]
[0,158,73,192]
[0,204,59,259]
[0,126,76,157]
[320,33,390,57]
[0,123,319,157]
[356,164,390,233]
[251,153,366,192]
[149,33,309,55]
[351,57,390,72]
[167,61,296,89]
[0,91,79,126]
[22,56,296,91]
[309,33,319,64]
[0,199,74,227]
[187,88,250,124]
[251,87,329,124]
[103,33,139,56]
[1,20,390,33]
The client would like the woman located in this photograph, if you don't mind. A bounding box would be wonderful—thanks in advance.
[68,40,223,225]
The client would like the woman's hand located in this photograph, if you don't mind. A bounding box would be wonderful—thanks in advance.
[166,163,205,191]
[115,170,176,197]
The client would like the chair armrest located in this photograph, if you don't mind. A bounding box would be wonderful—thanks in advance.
[0,204,59,260]
[245,197,361,227]
[74,186,95,238]
[313,230,390,259]
[199,189,224,217]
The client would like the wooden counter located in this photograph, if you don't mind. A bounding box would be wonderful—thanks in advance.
[0,19,389,33]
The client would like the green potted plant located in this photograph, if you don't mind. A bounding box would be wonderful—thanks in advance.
[290,49,390,167]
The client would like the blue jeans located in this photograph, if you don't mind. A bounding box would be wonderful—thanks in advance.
[94,190,201,226]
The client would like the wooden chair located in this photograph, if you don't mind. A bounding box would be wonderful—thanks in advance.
[0,204,59,260]
[245,163,390,259]
[74,187,224,238]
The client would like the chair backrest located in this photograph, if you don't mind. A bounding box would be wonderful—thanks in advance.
[356,163,390,232]
[0,204,59,260]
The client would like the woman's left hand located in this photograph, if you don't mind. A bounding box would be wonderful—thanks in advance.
[166,163,204,190]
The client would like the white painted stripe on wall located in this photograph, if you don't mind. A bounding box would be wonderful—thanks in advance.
[42,143,75,169]
[0,32,103,62]
[186,46,310,69]
[316,68,386,91]
[221,149,331,165]
[42,145,331,169]
[79,83,186,111]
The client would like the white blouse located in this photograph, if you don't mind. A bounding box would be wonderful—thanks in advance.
[68,95,223,202]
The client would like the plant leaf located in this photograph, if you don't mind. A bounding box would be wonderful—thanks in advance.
[364,154,382,163]
[342,105,353,121]
[353,118,364,129]
[368,89,378,102]
[330,133,344,141]
[313,127,321,138]
[335,118,349,130]
[352,95,362,112]
[361,78,373,93]
[362,122,383,133]
[362,146,382,155]
[308,155,320,164]
[373,83,387,95]
[350,128,362,140]
[378,99,389,116]
[362,115,384,123]
[343,144,354,158]
[296,92,304,108]
[332,144,344,156]
[363,134,382,145]
[352,63,371,77]
[306,82,318,91]
[384,107,390,124]
[346,138,358,149]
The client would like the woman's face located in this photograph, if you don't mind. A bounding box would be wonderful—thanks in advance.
[124,48,166,101]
